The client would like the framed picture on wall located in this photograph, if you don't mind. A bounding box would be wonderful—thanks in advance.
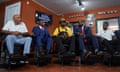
[35,11,52,26]
[96,17,120,33]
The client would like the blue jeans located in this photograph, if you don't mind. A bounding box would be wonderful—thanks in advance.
[5,35,32,54]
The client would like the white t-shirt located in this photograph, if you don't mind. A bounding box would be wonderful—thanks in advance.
[2,20,28,33]
[96,30,115,41]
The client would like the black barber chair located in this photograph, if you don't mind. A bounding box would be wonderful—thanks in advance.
[0,33,30,69]
[34,43,52,66]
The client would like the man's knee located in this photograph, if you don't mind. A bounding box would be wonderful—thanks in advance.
[78,36,84,42]
[6,35,16,40]
[54,36,61,42]
[25,37,32,41]
[78,36,83,39]
[47,38,52,42]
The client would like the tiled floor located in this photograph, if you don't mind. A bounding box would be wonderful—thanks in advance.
[0,63,120,72]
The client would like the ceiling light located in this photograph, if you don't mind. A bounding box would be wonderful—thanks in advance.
[35,13,38,17]
[81,6,85,11]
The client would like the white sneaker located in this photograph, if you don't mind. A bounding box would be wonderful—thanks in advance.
[25,61,29,64]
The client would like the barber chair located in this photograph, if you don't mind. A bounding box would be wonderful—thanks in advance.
[0,33,30,69]
[34,44,52,66]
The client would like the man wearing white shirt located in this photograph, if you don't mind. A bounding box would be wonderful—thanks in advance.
[2,14,32,57]
[96,22,115,53]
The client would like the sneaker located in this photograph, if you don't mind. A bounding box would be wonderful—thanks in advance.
[25,60,29,64]
[97,51,104,56]
[11,61,16,64]
[86,51,92,57]
[20,60,25,63]
[20,60,29,64]
[95,49,99,54]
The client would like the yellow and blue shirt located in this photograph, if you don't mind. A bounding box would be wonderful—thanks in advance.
[53,26,72,37]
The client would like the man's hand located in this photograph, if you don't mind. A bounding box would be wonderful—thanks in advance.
[29,33,34,36]
[76,32,85,38]
[11,31,21,36]
[21,32,34,37]
[59,35,65,39]
[100,37,105,42]
[76,32,80,35]
[113,36,117,40]
[64,35,68,39]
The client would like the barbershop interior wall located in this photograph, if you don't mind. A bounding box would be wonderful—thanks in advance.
[62,5,120,34]
[0,0,59,34]
[0,0,120,34]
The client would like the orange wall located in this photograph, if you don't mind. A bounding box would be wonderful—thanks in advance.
[0,0,59,34]
[63,5,120,22]
[0,0,120,34]
[21,0,59,34]
[62,5,120,34]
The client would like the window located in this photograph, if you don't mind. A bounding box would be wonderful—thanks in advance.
[96,17,119,33]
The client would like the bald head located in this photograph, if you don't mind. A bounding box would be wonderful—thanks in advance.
[13,14,22,25]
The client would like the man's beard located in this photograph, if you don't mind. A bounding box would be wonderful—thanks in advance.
[79,24,83,27]
[61,24,66,27]
[103,28,107,30]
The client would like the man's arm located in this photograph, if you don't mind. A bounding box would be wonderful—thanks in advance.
[67,27,72,37]
[20,22,33,36]
[74,26,84,37]
[1,21,21,35]
[112,31,116,40]
[46,28,51,37]
[20,32,33,36]
[85,27,92,37]
[52,28,58,37]
[1,30,32,36]
[74,26,80,35]
[1,30,20,35]
[1,30,10,34]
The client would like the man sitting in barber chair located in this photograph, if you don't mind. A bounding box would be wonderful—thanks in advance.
[1,14,32,59]
[74,20,100,56]
[96,21,117,54]
[32,18,52,56]
[53,18,75,55]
